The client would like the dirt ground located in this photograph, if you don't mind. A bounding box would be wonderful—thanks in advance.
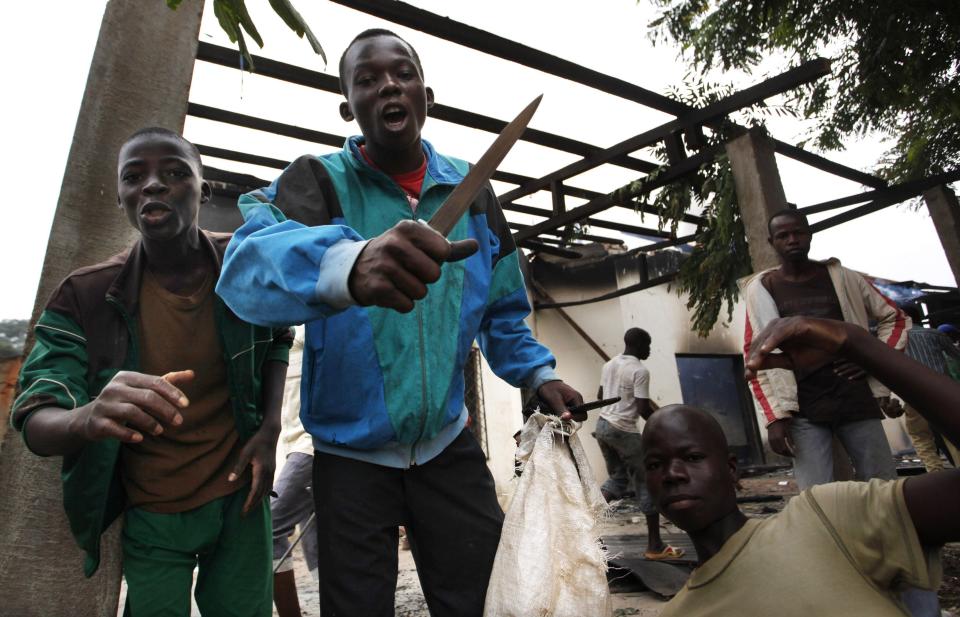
[120,470,956,616]
[941,544,960,614]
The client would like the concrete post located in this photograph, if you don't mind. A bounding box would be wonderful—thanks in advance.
[0,1,204,615]
[725,128,789,271]
[924,184,960,286]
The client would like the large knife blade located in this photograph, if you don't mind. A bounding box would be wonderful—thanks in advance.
[427,94,542,237]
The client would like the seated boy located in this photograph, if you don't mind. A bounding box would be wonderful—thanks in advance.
[215,29,583,616]
[643,316,958,616]
[12,128,291,616]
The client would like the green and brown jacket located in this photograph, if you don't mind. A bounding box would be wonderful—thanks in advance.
[12,230,291,577]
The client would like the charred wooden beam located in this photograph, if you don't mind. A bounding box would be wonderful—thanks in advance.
[500,203,673,238]
[802,168,960,216]
[197,144,288,169]
[518,240,582,258]
[551,180,566,215]
[328,0,692,116]
[190,103,343,148]
[535,274,678,309]
[772,140,886,189]
[509,222,623,245]
[530,280,611,361]
[513,147,721,242]
[194,42,657,175]
[809,169,960,232]
[498,60,831,205]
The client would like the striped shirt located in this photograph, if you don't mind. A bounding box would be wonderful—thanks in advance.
[905,326,960,375]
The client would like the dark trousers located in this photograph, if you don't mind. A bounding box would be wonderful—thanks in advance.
[312,429,504,617]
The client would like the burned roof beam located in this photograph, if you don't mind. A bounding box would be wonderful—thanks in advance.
[501,202,672,238]
[518,240,582,259]
[495,170,703,224]
[801,168,960,216]
[772,140,886,189]
[194,42,657,175]
[197,144,288,170]
[498,59,832,205]
[535,274,678,310]
[513,146,722,242]
[329,0,691,116]
[189,104,693,226]
[428,106,657,174]
[190,103,344,148]
[508,222,624,245]
[195,145,673,239]
[808,168,960,232]
[331,0,883,188]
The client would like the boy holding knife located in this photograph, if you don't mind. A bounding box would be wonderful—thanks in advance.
[217,29,582,616]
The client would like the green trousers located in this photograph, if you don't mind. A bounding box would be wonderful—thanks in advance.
[122,490,272,617]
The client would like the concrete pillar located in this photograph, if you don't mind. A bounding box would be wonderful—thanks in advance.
[924,184,960,287]
[725,128,789,271]
[0,1,204,615]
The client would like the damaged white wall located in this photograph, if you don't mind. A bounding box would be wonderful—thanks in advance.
[477,247,912,495]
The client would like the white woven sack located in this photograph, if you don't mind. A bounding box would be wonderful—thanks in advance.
[483,412,610,617]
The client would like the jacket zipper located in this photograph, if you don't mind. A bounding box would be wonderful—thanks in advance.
[409,191,430,467]
[411,302,428,466]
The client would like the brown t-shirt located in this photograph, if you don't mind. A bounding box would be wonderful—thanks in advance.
[764,266,881,423]
[121,267,245,513]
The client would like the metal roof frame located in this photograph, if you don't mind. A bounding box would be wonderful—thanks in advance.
[190,0,952,255]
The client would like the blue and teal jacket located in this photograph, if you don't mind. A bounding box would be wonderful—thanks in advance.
[216,137,557,467]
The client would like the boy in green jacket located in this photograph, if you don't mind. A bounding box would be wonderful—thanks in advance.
[12,127,291,616]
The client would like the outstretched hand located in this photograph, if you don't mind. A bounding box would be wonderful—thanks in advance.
[349,220,479,313]
[745,316,851,381]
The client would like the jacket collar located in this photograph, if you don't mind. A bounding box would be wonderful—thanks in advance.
[343,136,465,190]
[737,257,841,292]
[106,229,226,315]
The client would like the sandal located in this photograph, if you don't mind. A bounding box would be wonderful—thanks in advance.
[644,545,685,560]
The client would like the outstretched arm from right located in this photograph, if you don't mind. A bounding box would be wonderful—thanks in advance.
[745,316,960,546]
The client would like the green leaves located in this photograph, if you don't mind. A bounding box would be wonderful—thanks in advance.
[213,0,263,69]
[268,0,326,64]
[165,0,326,71]
[644,0,960,182]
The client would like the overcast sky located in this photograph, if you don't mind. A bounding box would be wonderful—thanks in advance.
[1,0,954,320]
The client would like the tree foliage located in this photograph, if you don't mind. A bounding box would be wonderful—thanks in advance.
[647,0,960,182]
[0,319,28,359]
[166,0,325,70]
[613,77,795,336]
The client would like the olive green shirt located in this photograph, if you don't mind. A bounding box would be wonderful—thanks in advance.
[661,479,940,616]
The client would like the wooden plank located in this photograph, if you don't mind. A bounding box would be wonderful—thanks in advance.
[194,42,658,175]
[328,0,693,116]
[517,240,581,258]
[535,273,680,310]
[512,146,720,243]
[501,203,674,238]
[802,168,960,216]
[530,282,610,361]
[189,103,343,148]
[197,144,288,169]
[551,180,565,215]
[772,140,886,189]
[498,60,831,205]
[508,222,623,245]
